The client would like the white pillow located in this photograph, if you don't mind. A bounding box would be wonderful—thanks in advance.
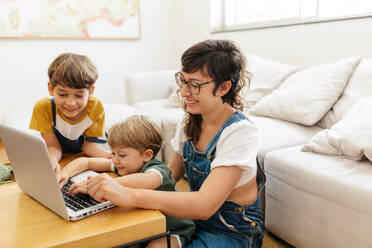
[104,103,161,130]
[318,59,372,129]
[248,57,361,126]
[302,97,372,161]
[242,54,299,108]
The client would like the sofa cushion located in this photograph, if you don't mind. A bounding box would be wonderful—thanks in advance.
[265,145,372,217]
[302,97,372,161]
[247,114,322,166]
[248,57,361,126]
[264,145,372,247]
[319,59,372,129]
[133,99,184,163]
[124,70,176,104]
[104,103,161,130]
[243,54,299,108]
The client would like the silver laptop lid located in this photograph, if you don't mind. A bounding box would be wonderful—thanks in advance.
[0,124,69,220]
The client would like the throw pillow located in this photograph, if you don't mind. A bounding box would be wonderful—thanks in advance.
[248,57,361,126]
[318,59,372,129]
[242,54,299,108]
[302,97,372,161]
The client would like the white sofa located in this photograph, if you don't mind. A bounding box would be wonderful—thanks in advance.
[123,56,372,248]
[2,55,372,248]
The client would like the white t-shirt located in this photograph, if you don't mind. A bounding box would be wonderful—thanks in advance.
[171,118,259,188]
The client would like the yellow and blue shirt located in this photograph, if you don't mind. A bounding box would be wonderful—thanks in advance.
[29,96,106,153]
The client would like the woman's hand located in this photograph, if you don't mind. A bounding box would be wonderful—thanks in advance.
[87,173,134,206]
[69,180,88,195]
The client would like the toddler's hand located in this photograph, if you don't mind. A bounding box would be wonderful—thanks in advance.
[59,170,69,188]
[69,180,88,195]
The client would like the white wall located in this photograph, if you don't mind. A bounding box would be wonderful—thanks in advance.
[213,18,372,67]
[2,0,372,120]
[175,0,372,68]
[0,0,178,119]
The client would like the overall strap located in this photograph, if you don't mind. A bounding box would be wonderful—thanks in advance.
[51,98,56,126]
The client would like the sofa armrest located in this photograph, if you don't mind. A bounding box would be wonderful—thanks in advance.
[124,70,176,105]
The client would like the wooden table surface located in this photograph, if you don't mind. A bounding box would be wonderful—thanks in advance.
[0,141,166,248]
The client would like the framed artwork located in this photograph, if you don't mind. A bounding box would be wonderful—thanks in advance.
[0,0,141,39]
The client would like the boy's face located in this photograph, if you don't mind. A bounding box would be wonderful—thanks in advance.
[110,146,152,176]
[48,82,94,121]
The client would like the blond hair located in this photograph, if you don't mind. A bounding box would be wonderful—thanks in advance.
[108,115,163,158]
[48,53,98,90]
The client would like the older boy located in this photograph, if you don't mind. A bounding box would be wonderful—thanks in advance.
[29,53,111,178]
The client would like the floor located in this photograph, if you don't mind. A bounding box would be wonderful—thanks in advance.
[263,231,294,248]
[175,179,294,248]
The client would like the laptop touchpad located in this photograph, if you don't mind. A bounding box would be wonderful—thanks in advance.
[70,170,99,183]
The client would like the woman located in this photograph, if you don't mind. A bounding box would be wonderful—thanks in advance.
[86,39,265,248]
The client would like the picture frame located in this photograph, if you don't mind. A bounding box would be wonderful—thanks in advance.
[0,0,141,40]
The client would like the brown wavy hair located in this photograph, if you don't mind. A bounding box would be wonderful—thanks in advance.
[48,53,98,90]
[181,39,250,144]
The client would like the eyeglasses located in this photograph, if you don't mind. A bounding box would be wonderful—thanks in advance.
[175,72,213,95]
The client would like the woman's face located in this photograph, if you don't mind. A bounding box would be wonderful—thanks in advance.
[179,70,222,115]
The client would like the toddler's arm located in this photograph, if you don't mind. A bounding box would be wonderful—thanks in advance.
[59,157,111,187]
[82,140,112,159]
[115,171,162,190]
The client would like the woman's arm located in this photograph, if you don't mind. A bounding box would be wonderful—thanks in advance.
[87,165,243,220]
[81,141,112,159]
[70,166,163,194]
[168,152,185,181]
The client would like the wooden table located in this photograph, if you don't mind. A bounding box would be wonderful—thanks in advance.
[0,142,167,248]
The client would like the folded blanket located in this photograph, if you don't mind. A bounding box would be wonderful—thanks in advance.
[0,163,12,184]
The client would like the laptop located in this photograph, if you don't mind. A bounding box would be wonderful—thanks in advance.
[0,123,115,221]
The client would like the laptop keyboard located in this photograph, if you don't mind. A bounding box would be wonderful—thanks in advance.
[62,180,101,212]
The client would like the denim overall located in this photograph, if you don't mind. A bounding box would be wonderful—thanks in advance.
[51,98,106,154]
[183,111,266,248]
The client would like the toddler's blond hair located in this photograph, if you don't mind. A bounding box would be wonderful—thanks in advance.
[108,115,163,158]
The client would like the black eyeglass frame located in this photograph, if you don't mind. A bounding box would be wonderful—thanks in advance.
[174,72,214,95]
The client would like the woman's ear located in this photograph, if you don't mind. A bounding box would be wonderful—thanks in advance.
[142,149,154,162]
[218,80,232,96]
